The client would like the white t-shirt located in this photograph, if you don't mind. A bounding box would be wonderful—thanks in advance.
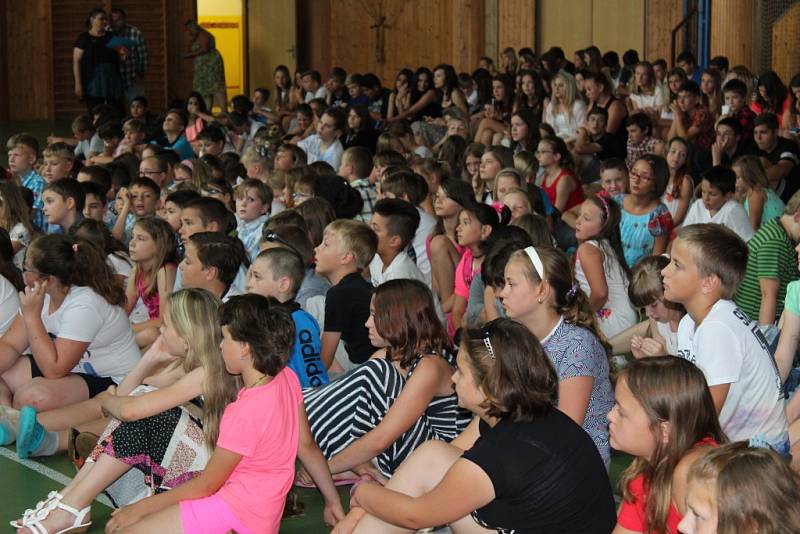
[0,275,19,336]
[369,251,427,287]
[107,253,133,279]
[413,208,435,285]
[304,86,329,103]
[682,198,755,242]
[677,299,788,445]
[39,286,140,383]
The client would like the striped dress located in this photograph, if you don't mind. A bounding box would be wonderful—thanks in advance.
[304,351,470,477]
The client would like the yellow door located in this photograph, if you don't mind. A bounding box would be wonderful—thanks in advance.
[247,0,297,108]
[198,0,245,106]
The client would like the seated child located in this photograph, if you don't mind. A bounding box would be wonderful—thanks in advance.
[315,219,378,368]
[234,178,272,262]
[562,158,629,227]
[611,255,685,357]
[368,198,424,286]
[42,142,76,183]
[721,78,756,140]
[683,165,755,242]
[81,181,110,224]
[246,247,329,388]
[6,133,46,229]
[113,176,161,244]
[734,190,800,338]
[42,178,85,234]
[340,146,377,223]
[680,441,800,534]
[69,114,104,161]
[298,107,346,169]
[625,113,664,170]
[663,223,789,452]
[103,294,344,534]
[571,106,625,183]
[87,122,123,165]
[260,221,331,309]
[115,118,147,158]
[611,356,725,534]
[180,232,247,302]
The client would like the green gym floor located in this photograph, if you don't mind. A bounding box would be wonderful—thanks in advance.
[1,442,632,533]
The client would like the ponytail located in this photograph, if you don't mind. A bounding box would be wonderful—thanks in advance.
[28,234,126,307]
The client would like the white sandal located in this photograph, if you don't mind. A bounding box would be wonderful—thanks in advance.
[13,495,91,534]
[10,491,62,528]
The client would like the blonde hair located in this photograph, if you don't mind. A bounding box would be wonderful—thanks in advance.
[122,118,146,134]
[687,441,800,534]
[43,142,75,161]
[549,71,579,123]
[513,150,538,182]
[492,167,523,200]
[324,219,377,270]
[167,288,240,447]
[503,188,531,212]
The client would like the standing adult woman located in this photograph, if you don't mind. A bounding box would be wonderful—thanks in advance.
[184,20,227,113]
[73,8,127,116]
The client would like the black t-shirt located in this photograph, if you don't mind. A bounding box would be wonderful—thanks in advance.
[74,32,120,87]
[758,137,800,200]
[593,132,625,161]
[462,410,616,533]
[323,272,376,364]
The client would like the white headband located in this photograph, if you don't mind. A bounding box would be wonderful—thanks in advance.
[524,246,545,280]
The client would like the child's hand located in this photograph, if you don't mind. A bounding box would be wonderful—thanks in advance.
[20,280,47,318]
[118,187,131,212]
[638,337,665,356]
[323,499,346,526]
[630,335,646,359]
[106,502,147,533]
[143,335,180,364]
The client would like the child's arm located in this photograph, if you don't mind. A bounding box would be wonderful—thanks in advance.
[320,331,342,369]
[560,203,582,229]
[297,405,345,525]
[450,294,467,331]
[708,383,731,414]
[557,376,594,426]
[758,277,780,326]
[327,357,448,475]
[671,176,694,227]
[609,320,650,355]
[107,445,242,532]
[775,308,800,382]
[746,190,765,230]
[576,243,608,312]
[111,188,131,242]
[132,265,176,334]
[124,265,138,314]
[0,314,31,375]
[115,335,184,395]
[652,233,669,256]
[97,367,204,422]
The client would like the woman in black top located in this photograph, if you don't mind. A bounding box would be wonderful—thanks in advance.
[73,8,127,115]
[335,318,616,533]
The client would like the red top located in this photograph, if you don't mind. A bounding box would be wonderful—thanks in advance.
[617,437,718,534]
[541,169,584,212]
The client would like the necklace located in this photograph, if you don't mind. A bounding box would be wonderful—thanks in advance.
[248,374,269,388]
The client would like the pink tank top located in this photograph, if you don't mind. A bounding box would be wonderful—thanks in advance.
[136,268,160,320]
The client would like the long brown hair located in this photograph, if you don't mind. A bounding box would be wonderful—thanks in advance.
[510,246,611,355]
[618,356,726,534]
[0,182,35,238]
[132,217,178,296]
[462,318,558,422]
[373,279,451,369]
[27,234,126,306]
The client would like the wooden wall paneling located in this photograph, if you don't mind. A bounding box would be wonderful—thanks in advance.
[771,2,800,85]
[297,0,331,77]
[537,0,592,59]
[165,0,196,106]
[592,0,644,59]
[452,0,485,74]
[645,0,683,64]
[8,0,53,120]
[710,0,753,70]
[0,0,8,121]
[113,0,167,112]
[247,0,297,106]
[498,0,535,56]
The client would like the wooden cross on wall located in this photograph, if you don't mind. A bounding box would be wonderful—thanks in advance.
[359,0,406,64]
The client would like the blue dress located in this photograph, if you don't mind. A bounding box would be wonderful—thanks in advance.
[614,194,674,268]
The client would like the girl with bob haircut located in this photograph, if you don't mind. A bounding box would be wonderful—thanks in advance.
[334,318,615,533]
[0,235,139,412]
[679,441,800,534]
[498,245,615,466]
[302,278,469,481]
[611,356,726,534]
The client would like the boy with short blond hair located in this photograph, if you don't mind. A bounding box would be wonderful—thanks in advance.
[42,143,76,183]
[234,178,273,261]
[6,133,46,229]
[315,219,377,368]
[662,223,789,451]
[339,146,375,222]
[115,118,147,157]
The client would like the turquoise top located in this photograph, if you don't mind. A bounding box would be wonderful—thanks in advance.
[744,188,785,227]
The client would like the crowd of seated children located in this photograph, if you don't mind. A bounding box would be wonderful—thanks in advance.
[2,43,800,533]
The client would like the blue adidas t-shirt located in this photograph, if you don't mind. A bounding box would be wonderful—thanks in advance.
[289,306,329,388]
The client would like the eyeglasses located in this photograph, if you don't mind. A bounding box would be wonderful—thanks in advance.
[629,170,654,182]
[535,150,554,156]
[203,188,224,196]
[292,192,311,200]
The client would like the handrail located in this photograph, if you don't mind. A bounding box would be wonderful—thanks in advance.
[671,8,698,66]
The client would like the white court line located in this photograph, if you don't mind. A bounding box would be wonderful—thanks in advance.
[0,446,113,507]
